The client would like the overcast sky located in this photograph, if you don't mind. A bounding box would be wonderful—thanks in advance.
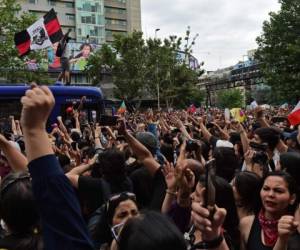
[141,0,281,71]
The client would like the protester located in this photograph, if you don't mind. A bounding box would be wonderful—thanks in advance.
[0,83,299,250]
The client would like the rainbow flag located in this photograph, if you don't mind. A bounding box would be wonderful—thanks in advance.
[117,101,126,114]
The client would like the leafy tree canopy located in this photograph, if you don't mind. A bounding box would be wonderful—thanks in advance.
[217,88,244,109]
[86,29,204,108]
[256,0,300,103]
[0,0,51,84]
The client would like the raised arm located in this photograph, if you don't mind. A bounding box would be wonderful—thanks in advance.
[199,117,213,142]
[119,119,160,176]
[20,85,94,250]
[9,116,18,137]
[0,133,28,172]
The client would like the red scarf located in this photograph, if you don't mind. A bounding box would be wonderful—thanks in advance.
[258,209,279,246]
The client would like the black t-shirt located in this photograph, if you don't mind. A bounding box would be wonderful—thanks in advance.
[78,176,133,217]
[129,166,166,210]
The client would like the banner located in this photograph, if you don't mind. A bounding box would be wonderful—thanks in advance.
[14,9,63,56]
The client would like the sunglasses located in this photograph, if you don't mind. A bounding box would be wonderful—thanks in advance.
[111,221,126,244]
[106,192,136,214]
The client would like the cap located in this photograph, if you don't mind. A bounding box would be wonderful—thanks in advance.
[135,132,158,153]
[216,140,234,149]
[66,107,73,113]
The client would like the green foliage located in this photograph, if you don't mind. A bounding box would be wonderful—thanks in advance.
[85,44,116,85]
[256,0,300,103]
[217,89,244,109]
[86,29,204,107]
[0,0,51,84]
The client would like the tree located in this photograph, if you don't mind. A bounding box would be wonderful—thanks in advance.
[111,31,149,101]
[217,89,244,109]
[0,0,51,84]
[86,29,204,107]
[85,44,116,85]
[256,0,300,103]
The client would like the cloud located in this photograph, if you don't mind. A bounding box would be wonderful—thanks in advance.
[141,0,280,71]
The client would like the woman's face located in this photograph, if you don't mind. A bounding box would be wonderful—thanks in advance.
[82,45,91,57]
[112,199,139,226]
[260,176,295,217]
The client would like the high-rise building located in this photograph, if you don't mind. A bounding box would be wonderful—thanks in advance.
[19,0,141,44]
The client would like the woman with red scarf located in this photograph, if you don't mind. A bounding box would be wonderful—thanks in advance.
[240,172,298,250]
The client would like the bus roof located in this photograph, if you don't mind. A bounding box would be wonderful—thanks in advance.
[0,84,103,99]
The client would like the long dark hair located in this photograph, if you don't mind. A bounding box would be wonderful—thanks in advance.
[0,172,43,250]
[234,171,262,214]
[118,211,187,250]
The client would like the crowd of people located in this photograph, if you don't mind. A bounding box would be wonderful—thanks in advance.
[0,84,299,250]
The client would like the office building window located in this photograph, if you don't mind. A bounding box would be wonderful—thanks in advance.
[65,2,75,8]
[48,0,55,6]
[66,13,75,21]
[106,19,127,26]
[81,14,96,24]
[105,7,126,15]
[28,0,37,4]
[77,1,101,12]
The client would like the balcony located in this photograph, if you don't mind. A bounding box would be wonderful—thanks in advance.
[105,11,126,20]
[104,0,126,9]
[105,23,127,31]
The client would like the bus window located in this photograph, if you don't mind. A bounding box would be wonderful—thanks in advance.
[60,103,101,125]
[0,100,22,120]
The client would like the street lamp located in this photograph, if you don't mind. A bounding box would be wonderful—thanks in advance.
[155,28,160,109]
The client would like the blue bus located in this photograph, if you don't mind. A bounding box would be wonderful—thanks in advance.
[0,84,105,130]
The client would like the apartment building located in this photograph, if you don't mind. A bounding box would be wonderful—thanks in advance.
[19,0,141,44]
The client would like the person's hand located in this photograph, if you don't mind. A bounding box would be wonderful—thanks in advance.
[231,120,244,133]
[197,117,204,125]
[254,106,264,120]
[192,199,227,241]
[73,110,79,119]
[21,85,55,131]
[277,215,298,240]
[244,149,255,168]
[57,116,63,124]
[175,161,194,190]
[94,123,101,138]
[81,96,86,102]
[162,161,177,191]
[117,118,127,135]
[174,117,184,129]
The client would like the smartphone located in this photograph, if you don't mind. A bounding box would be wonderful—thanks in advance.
[99,115,118,126]
[204,159,216,218]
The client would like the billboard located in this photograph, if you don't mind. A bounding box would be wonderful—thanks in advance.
[25,41,99,72]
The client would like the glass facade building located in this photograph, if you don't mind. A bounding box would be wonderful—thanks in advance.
[20,0,141,45]
[75,0,105,44]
